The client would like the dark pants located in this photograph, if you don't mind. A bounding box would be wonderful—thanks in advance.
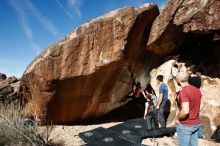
[158,103,166,128]
[146,114,156,129]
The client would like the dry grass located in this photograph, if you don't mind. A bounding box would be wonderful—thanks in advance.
[0,101,58,146]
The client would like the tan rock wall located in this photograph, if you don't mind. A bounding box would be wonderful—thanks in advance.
[147,0,220,56]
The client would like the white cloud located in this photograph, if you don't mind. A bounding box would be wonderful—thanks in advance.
[20,16,33,40]
[56,0,74,19]
[9,0,58,53]
[67,0,82,18]
[30,40,41,53]
[9,0,33,40]
[56,0,86,21]
[24,0,59,36]
[9,0,37,52]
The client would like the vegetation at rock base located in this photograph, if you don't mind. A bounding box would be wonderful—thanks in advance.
[0,101,60,146]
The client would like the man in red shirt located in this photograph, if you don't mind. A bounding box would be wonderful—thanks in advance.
[176,71,202,146]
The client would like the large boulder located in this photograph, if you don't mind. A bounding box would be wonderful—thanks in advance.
[20,4,159,124]
[147,0,220,55]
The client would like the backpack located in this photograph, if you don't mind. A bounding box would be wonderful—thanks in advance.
[147,99,156,114]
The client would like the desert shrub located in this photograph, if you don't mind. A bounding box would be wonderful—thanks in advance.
[0,102,55,146]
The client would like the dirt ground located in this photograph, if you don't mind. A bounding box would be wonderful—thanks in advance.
[38,122,220,146]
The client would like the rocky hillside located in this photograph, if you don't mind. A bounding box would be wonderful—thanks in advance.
[20,0,220,131]
[0,73,20,103]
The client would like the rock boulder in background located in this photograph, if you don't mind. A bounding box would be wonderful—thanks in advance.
[0,73,20,103]
[0,73,7,81]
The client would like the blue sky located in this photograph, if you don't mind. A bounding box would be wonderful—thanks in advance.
[0,0,165,77]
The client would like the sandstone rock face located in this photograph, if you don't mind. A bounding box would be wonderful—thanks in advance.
[147,0,220,55]
[20,4,159,124]
[174,0,220,32]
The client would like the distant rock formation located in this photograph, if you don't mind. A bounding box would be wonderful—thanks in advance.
[20,4,159,124]
[0,73,7,81]
[0,73,20,103]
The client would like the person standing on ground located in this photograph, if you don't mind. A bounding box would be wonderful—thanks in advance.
[156,75,168,128]
[143,84,158,129]
[188,66,204,139]
[176,72,202,146]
